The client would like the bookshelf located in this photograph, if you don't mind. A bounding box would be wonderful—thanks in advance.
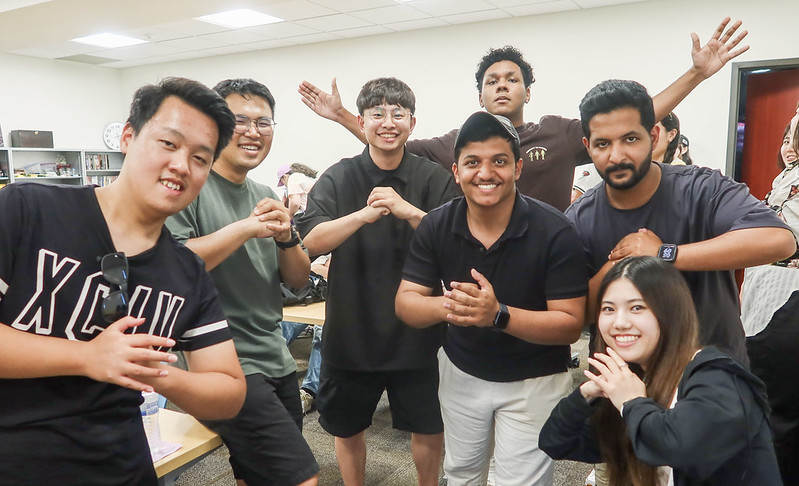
[0,148,122,188]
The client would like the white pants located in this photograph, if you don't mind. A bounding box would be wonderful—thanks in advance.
[438,348,571,486]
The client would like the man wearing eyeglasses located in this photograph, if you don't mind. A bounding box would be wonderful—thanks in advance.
[166,78,320,486]
[297,77,458,486]
[0,77,247,485]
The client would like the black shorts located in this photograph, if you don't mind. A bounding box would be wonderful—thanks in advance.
[317,364,443,438]
[202,372,319,485]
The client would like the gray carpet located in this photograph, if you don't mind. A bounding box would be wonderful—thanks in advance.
[173,333,594,485]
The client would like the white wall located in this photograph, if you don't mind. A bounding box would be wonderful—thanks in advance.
[3,0,797,187]
[0,53,122,149]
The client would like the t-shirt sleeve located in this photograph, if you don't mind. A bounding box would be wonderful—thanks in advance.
[402,213,441,289]
[0,185,25,295]
[296,170,338,238]
[165,199,200,243]
[566,118,591,167]
[704,170,791,235]
[172,270,233,351]
[544,216,589,300]
[405,129,458,171]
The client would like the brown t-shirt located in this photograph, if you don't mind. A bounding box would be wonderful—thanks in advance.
[406,115,590,212]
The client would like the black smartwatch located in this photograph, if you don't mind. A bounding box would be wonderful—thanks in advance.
[275,227,301,250]
[657,243,678,263]
[492,303,510,332]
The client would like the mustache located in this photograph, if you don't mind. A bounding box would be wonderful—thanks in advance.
[605,163,636,174]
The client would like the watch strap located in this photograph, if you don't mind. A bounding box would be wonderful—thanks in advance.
[275,227,301,249]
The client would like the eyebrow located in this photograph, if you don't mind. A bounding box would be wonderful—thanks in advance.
[163,126,215,156]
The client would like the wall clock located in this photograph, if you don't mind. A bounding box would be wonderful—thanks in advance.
[103,122,124,151]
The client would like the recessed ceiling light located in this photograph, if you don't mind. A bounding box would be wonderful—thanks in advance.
[71,33,148,49]
[195,8,284,29]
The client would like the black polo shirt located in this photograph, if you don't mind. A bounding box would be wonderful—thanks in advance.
[296,147,458,371]
[403,192,588,382]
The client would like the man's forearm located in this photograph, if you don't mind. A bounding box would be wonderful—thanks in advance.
[395,290,448,328]
[302,210,371,256]
[184,219,253,271]
[278,243,311,289]
[673,227,796,271]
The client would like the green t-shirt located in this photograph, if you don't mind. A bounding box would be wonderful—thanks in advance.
[166,170,296,378]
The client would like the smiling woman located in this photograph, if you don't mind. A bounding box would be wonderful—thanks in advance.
[540,256,782,486]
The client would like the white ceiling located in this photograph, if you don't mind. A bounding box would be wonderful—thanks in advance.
[0,0,645,69]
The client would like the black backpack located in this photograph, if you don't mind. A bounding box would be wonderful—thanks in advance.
[281,271,327,306]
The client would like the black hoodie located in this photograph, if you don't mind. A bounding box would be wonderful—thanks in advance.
[540,346,782,485]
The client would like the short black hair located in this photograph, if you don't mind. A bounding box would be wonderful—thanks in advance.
[213,78,276,115]
[475,46,535,91]
[356,77,415,115]
[127,77,235,160]
[454,112,522,162]
[579,79,655,139]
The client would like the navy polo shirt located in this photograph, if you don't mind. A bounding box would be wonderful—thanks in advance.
[403,192,588,382]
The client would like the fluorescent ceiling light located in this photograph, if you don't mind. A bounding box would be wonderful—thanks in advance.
[71,33,147,48]
[195,8,284,28]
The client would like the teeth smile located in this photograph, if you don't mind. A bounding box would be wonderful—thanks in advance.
[615,335,638,343]
[161,180,181,191]
[241,145,259,150]
[477,184,498,189]
[380,134,397,139]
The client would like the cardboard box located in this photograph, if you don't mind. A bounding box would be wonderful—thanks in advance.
[10,130,54,148]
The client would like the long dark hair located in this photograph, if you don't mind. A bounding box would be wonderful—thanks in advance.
[659,112,680,164]
[592,257,699,486]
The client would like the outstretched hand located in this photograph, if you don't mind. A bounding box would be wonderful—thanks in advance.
[84,317,178,392]
[690,17,749,80]
[299,78,343,121]
[443,268,500,327]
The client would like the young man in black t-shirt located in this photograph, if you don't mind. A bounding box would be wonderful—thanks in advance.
[0,78,246,485]
[396,112,587,485]
[297,77,458,486]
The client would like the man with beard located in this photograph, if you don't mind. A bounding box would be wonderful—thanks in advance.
[566,79,796,365]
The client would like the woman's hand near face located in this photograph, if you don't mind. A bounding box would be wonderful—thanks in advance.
[584,348,647,412]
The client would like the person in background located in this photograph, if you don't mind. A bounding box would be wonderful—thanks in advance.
[571,164,603,204]
[740,110,799,484]
[279,162,319,217]
[673,134,693,165]
[540,256,781,486]
[297,77,459,486]
[299,18,748,212]
[166,78,319,486]
[0,77,246,485]
[652,112,680,164]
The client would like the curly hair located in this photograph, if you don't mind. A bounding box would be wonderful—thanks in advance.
[474,46,535,90]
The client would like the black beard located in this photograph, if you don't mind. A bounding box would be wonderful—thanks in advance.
[600,154,653,190]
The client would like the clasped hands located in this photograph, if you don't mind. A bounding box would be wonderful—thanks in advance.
[442,268,500,328]
[360,187,422,223]
[581,347,647,412]
[251,197,292,242]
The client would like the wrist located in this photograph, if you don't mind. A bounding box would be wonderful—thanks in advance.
[275,227,300,249]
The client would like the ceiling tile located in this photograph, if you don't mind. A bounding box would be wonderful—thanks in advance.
[572,0,644,7]
[239,38,298,51]
[245,21,321,38]
[8,46,72,59]
[334,24,392,38]
[92,42,189,61]
[442,9,511,25]
[195,44,255,56]
[409,0,495,17]
[307,0,396,13]
[288,32,343,44]
[260,0,338,21]
[504,0,579,15]
[120,26,187,43]
[350,4,432,24]
[159,35,229,51]
[38,40,102,56]
[296,13,373,32]
[383,17,450,31]
[485,0,555,7]
[153,19,230,37]
[198,29,271,45]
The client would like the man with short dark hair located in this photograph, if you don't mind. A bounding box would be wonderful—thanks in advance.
[298,18,748,211]
[297,77,458,486]
[568,78,796,364]
[396,111,587,485]
[166,78,319,486]
[0,77,246,484]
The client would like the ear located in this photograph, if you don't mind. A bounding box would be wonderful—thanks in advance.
[667,129,678,143]
[357,115,365,134]
[514,157,523,181]
[478,92,484,108]
[409,115,416,134]
[582,136,590,150]
[119,122,135,155]
[524,86,531,104]
[452,162,460,185]
[650,125,660,151]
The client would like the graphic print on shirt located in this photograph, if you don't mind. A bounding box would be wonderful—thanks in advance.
[9,248,185,342]
[527,146,547,162]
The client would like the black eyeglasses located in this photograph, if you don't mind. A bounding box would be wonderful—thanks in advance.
[100,252,129,323]
[233,115,277,135]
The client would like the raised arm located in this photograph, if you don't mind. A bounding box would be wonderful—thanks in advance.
[302,204,389,256]
[299,78,366,144]
[652,17,749,121]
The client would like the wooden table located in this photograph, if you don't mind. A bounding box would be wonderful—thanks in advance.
[283,300,326,326]
[154,409,224,486]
